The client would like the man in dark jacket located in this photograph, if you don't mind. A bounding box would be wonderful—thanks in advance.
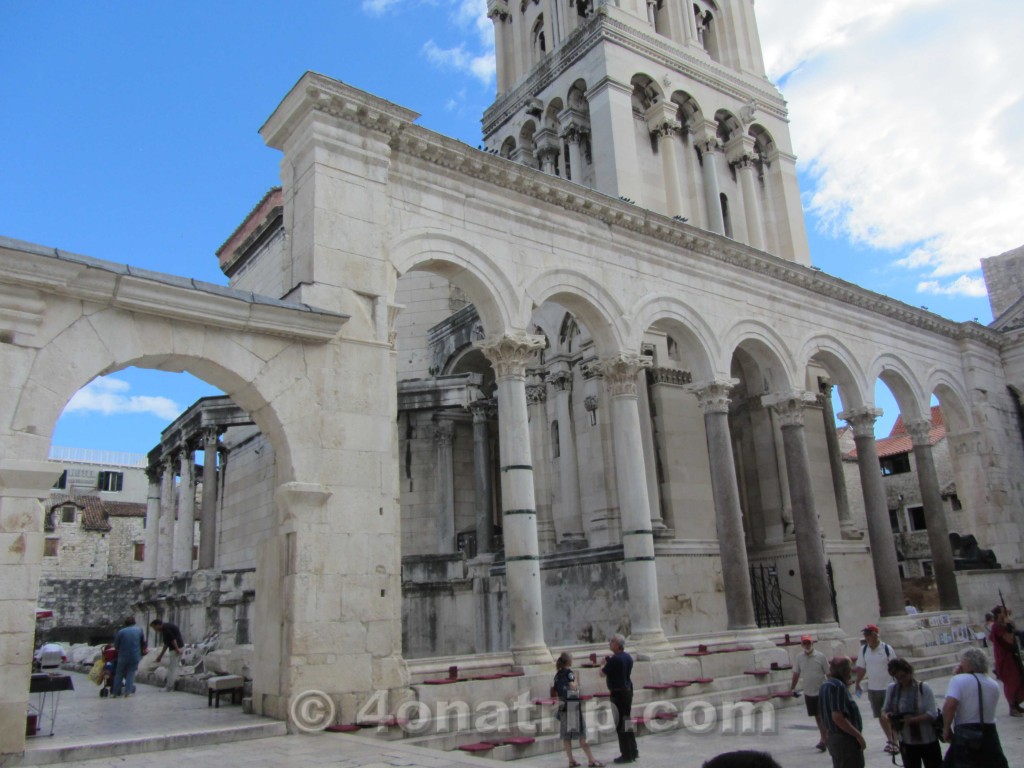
[601,633,637,764]
[150,618,184,692]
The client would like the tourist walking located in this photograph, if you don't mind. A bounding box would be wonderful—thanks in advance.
[600,634,638,764]
[989,604,1024,716]
[941,647,1009,768]
[150,618,184,692]
[110,616,146,698]
[789,634,830,751]
[819,656,866,768]
[853,623,897,753]
[553,652,602,768]
[881,657,941,768]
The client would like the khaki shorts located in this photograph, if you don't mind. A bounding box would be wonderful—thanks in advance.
[867,689,886,718]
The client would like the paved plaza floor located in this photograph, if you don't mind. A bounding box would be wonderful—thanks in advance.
[15,671,1024,768]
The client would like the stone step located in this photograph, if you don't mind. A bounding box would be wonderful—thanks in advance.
[11,721,287,767]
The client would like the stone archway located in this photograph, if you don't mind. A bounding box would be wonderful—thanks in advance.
[0,242,412,753]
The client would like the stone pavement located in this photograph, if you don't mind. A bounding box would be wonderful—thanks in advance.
[13,671,1024,768]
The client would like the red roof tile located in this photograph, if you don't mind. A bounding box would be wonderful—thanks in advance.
[848,405,945,459]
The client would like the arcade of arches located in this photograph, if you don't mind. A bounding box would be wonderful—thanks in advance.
[4,2,1024,757]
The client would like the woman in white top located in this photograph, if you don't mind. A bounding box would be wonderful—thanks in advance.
[941,648,1008,768]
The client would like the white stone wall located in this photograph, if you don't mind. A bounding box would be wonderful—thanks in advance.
[108,516,145,577]
[217,426,278,571]
[41,512,110,579]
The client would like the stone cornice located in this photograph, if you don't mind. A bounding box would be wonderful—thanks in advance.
[0,236,348,342]
[257,75,1001,351]
[386,126,1000,349]
[483,13,788,137]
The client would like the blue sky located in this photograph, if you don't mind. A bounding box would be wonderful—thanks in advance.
[3,0,1022,456]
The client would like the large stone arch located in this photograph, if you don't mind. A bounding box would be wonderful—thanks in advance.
[796,333,870,411]
[0,245,419,754]
[870,353,930,421]
[721,320,798,392]
[632,294,719,380]
[388,230,517,334]
[523,268,629,355]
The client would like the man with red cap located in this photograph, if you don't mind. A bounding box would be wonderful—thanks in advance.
[790,635,830,751]
[854,623,897,754]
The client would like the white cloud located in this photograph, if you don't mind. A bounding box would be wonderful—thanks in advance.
[361,0,404,16]
[756,0,1024,298]
[64,376,181,420]
[918,276,988,298]
[422,39,494,85]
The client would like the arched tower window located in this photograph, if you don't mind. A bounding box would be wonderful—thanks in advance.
[551,420,560,458]
[693,2,722,63]
[720,193,732,238]
[532,16,546,62]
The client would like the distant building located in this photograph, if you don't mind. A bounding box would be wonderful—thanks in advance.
[842,407,965,579]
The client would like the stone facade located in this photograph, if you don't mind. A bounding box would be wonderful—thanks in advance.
[5,0,1024,757]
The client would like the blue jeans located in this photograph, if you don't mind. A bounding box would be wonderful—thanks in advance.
[112,656,140,696]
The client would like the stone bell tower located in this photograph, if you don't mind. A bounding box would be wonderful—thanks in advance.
[484,0,810,264]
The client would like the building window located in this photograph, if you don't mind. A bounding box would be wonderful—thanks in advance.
[907,505,927,531]
[880,453,911,476]
[949,494,962,511]
[922,560,934,578]
[52,470,67,490]
[888,508,900,533]
[551,420,560,458]
[134,543,145,562]
[44,538,59,557]
[61,505,76,524]
[97,471,124,492]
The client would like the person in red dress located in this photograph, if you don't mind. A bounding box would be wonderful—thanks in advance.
[989,605,1024,717]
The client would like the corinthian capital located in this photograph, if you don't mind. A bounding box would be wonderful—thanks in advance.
[838,406,884,438]
[476,332,546,379]
[685,379,739,414]
[904,418,933,446]
[763,390,817,427]
[596,354,652,397]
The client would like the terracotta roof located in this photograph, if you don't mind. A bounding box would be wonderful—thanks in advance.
[47,494,110,532]
[105,501,146,518]
[847,405,945,459]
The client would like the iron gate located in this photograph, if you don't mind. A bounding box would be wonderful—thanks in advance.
[749,563,784,628]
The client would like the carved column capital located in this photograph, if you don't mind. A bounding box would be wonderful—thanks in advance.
[763,391,817,427]
[525,384,547,405]
[839,406,884,438]
[905,418,933,446]
[686,379,739,414]
[549,370,573,393]
[468,398,496,422]
[434,420,455,446]
[477,332,546,378]
[596,354,652,397]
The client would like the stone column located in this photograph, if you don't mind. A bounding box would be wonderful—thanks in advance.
[764,392,835,624]
[477,333,552,666]
[562,123,588,184]
[840,407,904,617]
[198,427,220,569]
[818,381,861,540]
[488,5,511,94]
[688,380,757,629]
[469,399,495,556]
[598,354,672,655]
[434,419,457,554]
[173,443,196,572]
[638,369,669,536]
[143,465,160,579]
[526,383,557,551]
[734,155,765,250]
[157,452,176,579]
[550,370,585,543]
[906,418,961,610]
[535,127,561,176]
[646,104,684,217]
[697,130,725,235]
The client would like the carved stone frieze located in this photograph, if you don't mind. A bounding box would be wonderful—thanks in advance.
[649,367,692,387]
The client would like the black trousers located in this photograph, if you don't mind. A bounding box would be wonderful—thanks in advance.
[610,689,638,759]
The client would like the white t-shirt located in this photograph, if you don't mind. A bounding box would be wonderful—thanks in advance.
[796,649,829,693]
[945,672,1001,725]
[856,641,895,691]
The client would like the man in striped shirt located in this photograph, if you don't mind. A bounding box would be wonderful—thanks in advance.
[819,656,867,768]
